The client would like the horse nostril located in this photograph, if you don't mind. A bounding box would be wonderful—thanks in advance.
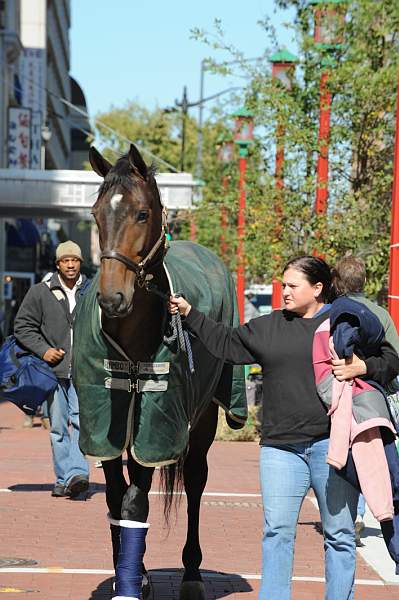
[113,292,124,310]
[97,291,126,314]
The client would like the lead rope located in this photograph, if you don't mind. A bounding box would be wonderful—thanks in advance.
[145,282,195,374]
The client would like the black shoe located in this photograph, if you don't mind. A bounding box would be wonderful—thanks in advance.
[51,483,70,497]
[66,475,89,498]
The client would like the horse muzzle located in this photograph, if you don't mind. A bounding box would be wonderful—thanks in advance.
[97,291,133,318]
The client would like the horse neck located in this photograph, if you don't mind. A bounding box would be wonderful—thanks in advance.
[102,266,168,362]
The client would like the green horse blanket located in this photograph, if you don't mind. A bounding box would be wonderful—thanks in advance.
[73,241,247,466]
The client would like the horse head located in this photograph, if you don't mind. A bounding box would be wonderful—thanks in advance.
[90,144,166,318]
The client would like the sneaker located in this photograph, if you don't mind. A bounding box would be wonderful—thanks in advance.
[355,515,365,533]
[65,475,89,498]
[23,415,33,428]
[355,516,365,545]
[41,417,50,430]
[51,483,70,497]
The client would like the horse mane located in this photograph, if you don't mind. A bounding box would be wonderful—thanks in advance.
[98,153,158,197]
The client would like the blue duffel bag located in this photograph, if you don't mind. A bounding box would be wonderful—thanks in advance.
[0,336,58,415]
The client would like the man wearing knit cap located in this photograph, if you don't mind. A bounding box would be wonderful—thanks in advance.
[14,240,90,498]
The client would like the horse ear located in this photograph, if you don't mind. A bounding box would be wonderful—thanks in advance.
[128,144,148,180]
[89,147,112,178]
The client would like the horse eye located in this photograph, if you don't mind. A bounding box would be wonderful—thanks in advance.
[137,210,149,223]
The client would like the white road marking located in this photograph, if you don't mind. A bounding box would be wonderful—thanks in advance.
[148,491,262,497]
[1,487,396,585]
[0,489,262,497]
[0,568,385,585]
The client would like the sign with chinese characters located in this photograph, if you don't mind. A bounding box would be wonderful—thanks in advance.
[30,112,42,169]
[8,108,31,169]
[20,48,46,116]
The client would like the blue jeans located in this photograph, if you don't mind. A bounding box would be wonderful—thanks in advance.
[259,438,358,600]
[41,400,49,418]
[48,379,89,486]
[357,493,365,518]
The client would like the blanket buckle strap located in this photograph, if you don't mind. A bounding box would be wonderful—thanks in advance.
[104,377,168,393]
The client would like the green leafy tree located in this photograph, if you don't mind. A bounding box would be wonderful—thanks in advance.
[193,0,399,296]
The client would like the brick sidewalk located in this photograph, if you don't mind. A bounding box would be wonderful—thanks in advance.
[0,399,398,599]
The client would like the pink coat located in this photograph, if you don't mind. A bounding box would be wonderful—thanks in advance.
[313,318,395,522]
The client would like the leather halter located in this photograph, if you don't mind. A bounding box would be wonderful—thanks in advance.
[100,207,168,287]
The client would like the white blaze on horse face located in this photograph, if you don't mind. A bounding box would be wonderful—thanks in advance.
[110,193,123,211]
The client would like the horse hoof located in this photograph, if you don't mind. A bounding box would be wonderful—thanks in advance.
[179,581,206,600]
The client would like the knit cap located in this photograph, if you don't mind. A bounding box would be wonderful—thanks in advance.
[56,240,83,262]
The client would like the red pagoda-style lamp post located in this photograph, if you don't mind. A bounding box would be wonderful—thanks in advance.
[189,218,197,242]
[232,107,254,323]
[311,0,346,219]
[269,50,298,309]
[216,133,235,261]
[388,74,399,329]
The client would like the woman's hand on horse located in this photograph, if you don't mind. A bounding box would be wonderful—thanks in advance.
[168,295,192,317]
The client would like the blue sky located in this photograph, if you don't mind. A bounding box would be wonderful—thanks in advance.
[70,0,297,121]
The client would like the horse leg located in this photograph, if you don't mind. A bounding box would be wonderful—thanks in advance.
[102,455,128,569]
[112,450,154,600]
[180,400,219,600]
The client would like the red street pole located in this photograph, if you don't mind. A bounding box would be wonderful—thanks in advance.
[233,107,254,323]
[269,52,298,308]
[237,153,247,324]
[272,123,285,309]
[388,76,399,329]
[275,127,285,191]
[315,70,332,215]
[189,216,196,241]
[220,176,229,259]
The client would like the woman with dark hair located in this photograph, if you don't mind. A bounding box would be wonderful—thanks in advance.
[169,255,399,600]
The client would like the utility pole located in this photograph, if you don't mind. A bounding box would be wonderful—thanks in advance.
[176,86,189,172]
[232,108,254,324]
[175,84,241,173]
[195,55,265,181]
[195,59,206,179]
[389,74,399,328]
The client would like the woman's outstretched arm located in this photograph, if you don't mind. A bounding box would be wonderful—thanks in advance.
[169,295,261,366]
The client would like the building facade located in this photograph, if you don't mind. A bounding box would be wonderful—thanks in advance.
[0,0,93,335]
[20,0,71,169]
[0,0,24,319]
[0,1,23,169]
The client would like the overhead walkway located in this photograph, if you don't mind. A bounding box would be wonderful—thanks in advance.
[0,169,196,218]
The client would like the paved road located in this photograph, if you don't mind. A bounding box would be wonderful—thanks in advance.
[0,400,398,599]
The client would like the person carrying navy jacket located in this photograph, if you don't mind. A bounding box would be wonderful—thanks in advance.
[333,255,399,560]
[169,255,399,600]
[14,241,90,498]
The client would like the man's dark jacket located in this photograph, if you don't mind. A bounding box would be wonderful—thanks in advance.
[14,272,88,379]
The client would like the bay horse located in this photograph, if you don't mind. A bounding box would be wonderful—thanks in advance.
[73,144,246,600]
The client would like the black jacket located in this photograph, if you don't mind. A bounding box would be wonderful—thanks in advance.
[14,272,88,379]
[184,306,399,444]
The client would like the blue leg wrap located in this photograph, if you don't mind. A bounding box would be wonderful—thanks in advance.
[113,521,149,599]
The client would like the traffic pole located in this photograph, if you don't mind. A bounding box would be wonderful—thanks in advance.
[272,123,285,309]
[315,70,332,215]
[269,51,298,307]
[237,149,247,324]
[388,75,399,329]
[220,176,229,259]
[232,108,254,323]
[189,216,196,242]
